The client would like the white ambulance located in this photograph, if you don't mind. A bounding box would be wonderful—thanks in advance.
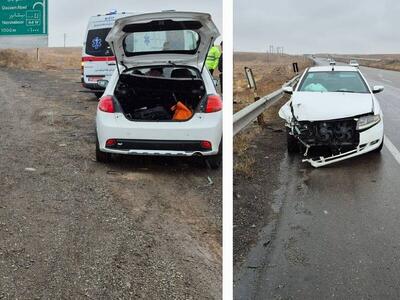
[81,11,134,96]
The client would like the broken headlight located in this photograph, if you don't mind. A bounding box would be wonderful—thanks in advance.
[356,115,381,131]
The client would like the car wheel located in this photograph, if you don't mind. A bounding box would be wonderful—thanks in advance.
[373,136,384,153]
[96,138,112,163]
[95,92,103,99]
[206,154,222,169]
[286,128,299,154]
[205,141,222,169]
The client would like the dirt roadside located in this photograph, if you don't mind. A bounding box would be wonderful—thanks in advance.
[0,67,221,299]
[233,52,313,266]
[233,96,289,265]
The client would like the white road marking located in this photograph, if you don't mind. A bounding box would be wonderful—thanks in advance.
[384,135,400,165]
[382,78,393,83]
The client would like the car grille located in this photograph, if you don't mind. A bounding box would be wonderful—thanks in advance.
[297,118,359,147]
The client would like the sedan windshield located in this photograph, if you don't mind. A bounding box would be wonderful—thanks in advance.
[298,71,369,93]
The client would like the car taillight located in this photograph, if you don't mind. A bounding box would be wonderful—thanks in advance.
[98,96,115,113]
[81,60,84,75]
[106,139,117,147]
[205,95,222,113]
[200,141,212,150]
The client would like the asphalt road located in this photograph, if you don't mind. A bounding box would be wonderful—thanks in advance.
[234,59,400,299]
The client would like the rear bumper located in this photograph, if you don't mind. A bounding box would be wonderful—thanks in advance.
[82,81,105,91]
[303,120,384,167]
[107,139,212,152]
[96,111,222,157]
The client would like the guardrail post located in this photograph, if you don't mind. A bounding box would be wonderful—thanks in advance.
[244,67,264,126]
[292,62,299,73]
[254,94,264,125]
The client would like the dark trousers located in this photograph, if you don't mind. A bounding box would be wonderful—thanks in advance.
[219,73,223,94]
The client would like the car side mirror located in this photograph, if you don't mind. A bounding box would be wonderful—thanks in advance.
[372,85,384,94]
[97,80,109,89]
[283,86,293,94]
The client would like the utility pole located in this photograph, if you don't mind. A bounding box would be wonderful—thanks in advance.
[64,33,67,48]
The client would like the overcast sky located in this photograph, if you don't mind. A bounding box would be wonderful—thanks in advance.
[234,0,400,54]
[49,0,222,47]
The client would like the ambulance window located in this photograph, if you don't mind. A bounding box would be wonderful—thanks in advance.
[85,28,113,57]
[124,30,199,55]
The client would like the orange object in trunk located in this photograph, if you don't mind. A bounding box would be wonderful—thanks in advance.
[171,101,193,121]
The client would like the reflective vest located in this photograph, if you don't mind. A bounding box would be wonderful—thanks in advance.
[206,46,221,70]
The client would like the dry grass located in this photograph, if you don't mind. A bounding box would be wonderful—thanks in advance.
[233,52,313,176]
[234,52,313,112]
[233,125,261,177]
[320,54,400,72]
[0,47,81,71]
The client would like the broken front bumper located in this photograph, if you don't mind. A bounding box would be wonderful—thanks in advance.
[302,120,384,167]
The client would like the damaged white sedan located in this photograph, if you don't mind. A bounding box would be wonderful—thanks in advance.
[279,65,384,167]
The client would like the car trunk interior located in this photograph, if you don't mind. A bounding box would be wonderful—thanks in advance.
[114,66,206,121]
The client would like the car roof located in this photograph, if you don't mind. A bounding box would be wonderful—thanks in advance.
[308,65,359,72]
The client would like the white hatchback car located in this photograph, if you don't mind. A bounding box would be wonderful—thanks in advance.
[279,65,384,167]
[95,12,222,168]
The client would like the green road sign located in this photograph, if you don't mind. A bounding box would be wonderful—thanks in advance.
[0,0,48,47]
[0,0,48,35]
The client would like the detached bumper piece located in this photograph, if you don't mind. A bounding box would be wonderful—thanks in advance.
[303,144,368,167]
[105,139,212,152]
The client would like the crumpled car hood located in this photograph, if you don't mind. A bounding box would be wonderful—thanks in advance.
[290,92,374,121]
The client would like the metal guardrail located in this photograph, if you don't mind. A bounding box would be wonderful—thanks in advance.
[233,75,300,136]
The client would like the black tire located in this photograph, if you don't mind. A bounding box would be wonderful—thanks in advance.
[96,138,112,163]
[95,92,104,99]
[205,140,222,169]
[206,154,222,169]
[286,128,299,154]
[373,136,384,153]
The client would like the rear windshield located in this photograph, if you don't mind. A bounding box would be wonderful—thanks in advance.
[123,30,200,56]
[85,28,113,57]
[298,71,369,93]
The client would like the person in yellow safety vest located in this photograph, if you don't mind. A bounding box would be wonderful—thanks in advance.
[206,44,221,75]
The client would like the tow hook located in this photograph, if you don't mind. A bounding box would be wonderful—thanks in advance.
[289,124,311,156]
[303,144,310,156]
